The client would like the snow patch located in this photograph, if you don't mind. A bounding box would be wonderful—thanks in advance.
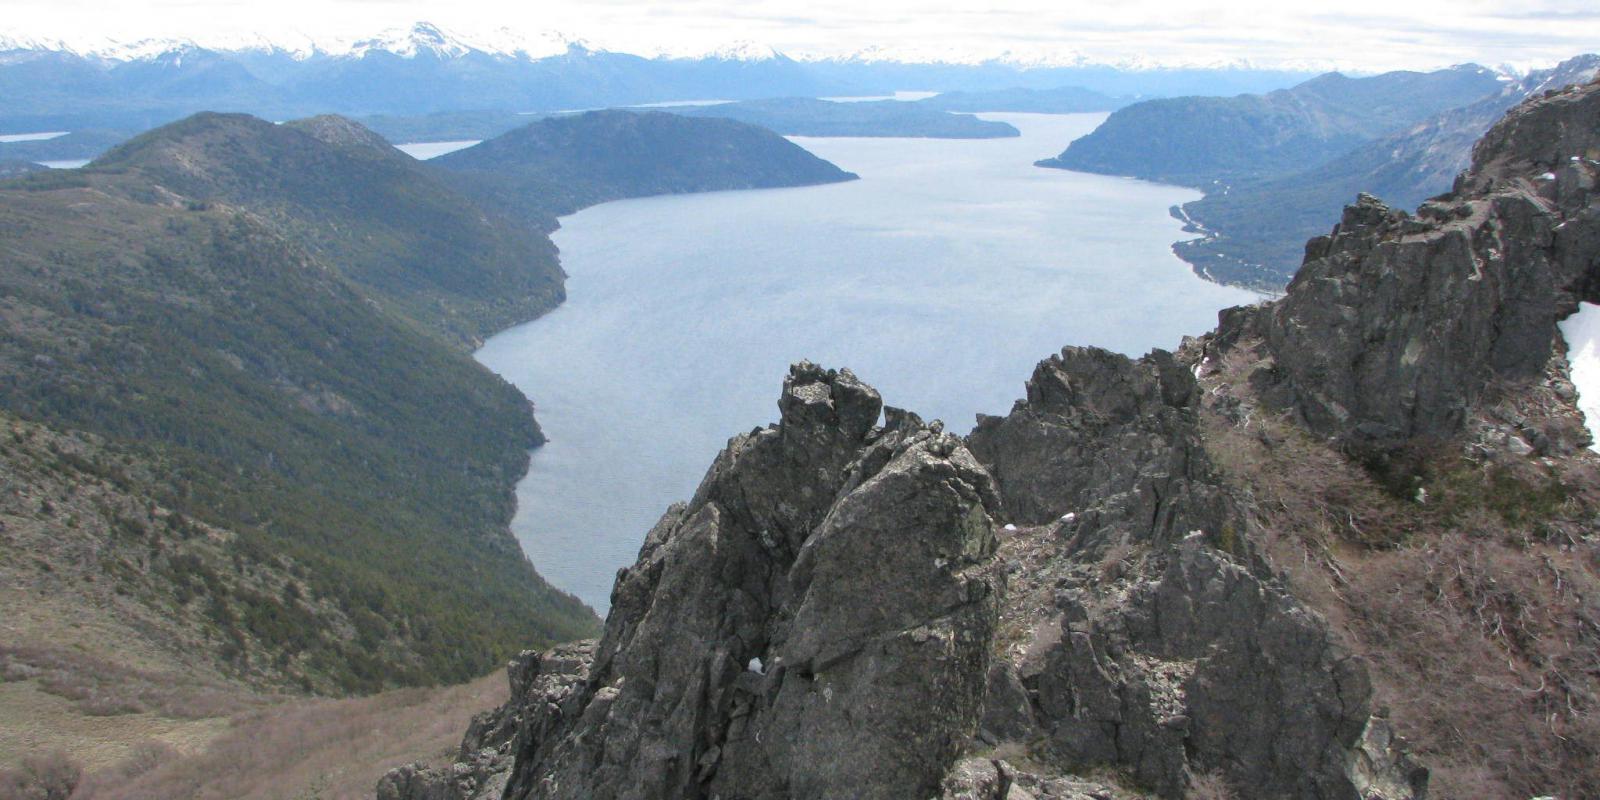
[1559,302,1600,453]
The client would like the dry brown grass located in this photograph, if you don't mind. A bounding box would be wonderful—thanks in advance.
[0,646,265,721]
[1195,337,1600,799]
[70,670,506,800]
[1183,770,1237,800]
[0,679,233,779]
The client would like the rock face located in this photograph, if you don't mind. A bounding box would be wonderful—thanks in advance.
[1235,79,1600,446]
[967,347,1225,529]
[389,357,1420,800]
[967,348,1421,799]
[398,363,1005,800]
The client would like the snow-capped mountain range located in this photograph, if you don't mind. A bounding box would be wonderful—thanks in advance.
[0,20,1396,134]
[0,23,595,63]
[0,20,1356,72]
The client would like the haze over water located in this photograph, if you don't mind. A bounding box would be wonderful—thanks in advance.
[476,112,1259,611]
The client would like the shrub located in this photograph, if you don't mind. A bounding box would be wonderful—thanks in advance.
[0,750,82,800]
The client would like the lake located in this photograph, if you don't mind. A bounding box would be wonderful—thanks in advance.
[394,140,480,160]
[476,112,1260,611]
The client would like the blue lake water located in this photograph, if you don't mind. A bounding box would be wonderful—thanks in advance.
[476,112,1259,611]
[394,140,481,160]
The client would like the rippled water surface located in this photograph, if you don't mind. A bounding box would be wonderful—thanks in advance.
[476,112,1259,610]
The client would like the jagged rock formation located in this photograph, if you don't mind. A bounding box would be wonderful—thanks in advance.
[387,364,1005,799]
[387,357,1420,800]
[1227,78,1600,447]
[967,348,1421,799]
[388,80,1600,800]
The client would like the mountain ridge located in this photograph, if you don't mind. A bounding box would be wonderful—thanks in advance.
[0,24,1326,132]
[1172,54,1600,289]
[1037,64,1505,186]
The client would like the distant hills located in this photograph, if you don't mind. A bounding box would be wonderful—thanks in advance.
[669,97,1019,138]
[0,129,133,163]
[433,109,857,219]
[0,108,858,695]
[90,112,565,344]
[0,158,43,177]
[1173,55,1600,287]
[917,85,1129,113]
[1038,65,1507,186]
[0,21,1319,132]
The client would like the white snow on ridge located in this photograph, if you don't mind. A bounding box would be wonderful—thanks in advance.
[0,21,1454,72]
[0,21,591,63]
[1559,302,1600,453]
[706,40,780,62]
[267,22,588,61]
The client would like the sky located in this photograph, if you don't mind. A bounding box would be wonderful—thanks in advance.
[0,0,1594,71]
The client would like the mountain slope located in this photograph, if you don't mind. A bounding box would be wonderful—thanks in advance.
[0,159,43,177]
[1037,65,1504,186]
[432,109,857,220]
[0,105,869,704]
[89,112,564,344]
[669,97,1019,138]
[1174,55,1600,289]
[0,126,598,694]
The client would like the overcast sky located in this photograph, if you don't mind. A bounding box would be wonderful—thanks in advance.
[2,0,1594,71]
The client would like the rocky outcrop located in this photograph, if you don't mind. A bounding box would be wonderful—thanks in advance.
[967,347,1227,531]
[1231,78,1600,446]
[391,356,1421,800]
[377,644,595,800]
[968,348,1422,800]
[413,363,1004,800]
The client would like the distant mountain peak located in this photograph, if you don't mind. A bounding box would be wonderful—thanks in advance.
[338,21,585,61]
[706,40,782,62]
[347,21,472,59]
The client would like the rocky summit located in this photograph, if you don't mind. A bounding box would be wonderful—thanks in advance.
[384,79,1600,799]
[1227,78,1600,450]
